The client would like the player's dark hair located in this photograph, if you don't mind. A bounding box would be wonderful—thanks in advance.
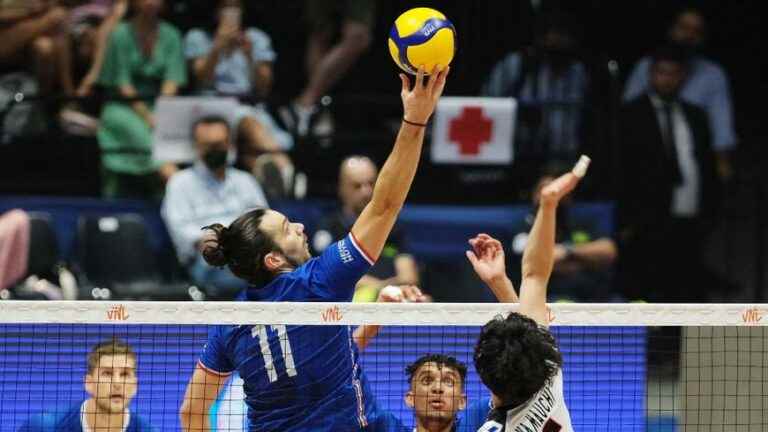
[191,115,231,141]
[405,354,468,387]
[87,338,136,374]
[201,208,277,286]
[474,312,562,407]
[651,44,692,69]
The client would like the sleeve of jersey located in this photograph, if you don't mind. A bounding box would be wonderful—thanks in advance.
[310,233,375,300]
[198,326,235,377]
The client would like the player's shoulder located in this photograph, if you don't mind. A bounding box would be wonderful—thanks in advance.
[20,404,81,431]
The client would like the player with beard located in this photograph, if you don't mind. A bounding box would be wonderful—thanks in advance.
[20,339,153,431]
[179,65,449,431]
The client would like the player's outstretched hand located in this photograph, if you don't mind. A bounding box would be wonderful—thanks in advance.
[466,233,506,285]
[377,285,429,303]
[399,65,450,125]
[539,155,591,208]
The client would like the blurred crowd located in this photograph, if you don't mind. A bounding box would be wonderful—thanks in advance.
[0,1,743,303]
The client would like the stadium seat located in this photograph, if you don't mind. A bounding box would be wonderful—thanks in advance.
[26,212,59,282]
[76,214,192,300]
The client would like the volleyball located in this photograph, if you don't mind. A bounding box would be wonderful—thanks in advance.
[388,7,456,75]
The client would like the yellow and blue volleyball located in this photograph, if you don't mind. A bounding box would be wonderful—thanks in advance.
[388,7,456,75]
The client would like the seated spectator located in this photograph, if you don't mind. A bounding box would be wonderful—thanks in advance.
[509,165,618,301]
[97,0,186,199]
[59,0,128,136]
[184,0,295,200]
[618,45,722,302]
[279,0,375,138]
[161,115,268,300]
[0,209,29,293]
[312,156,420,302]
[623,7,736,181]
[0,1,73,95]
[482,11,588,194]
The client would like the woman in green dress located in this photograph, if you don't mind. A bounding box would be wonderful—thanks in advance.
[97,0,186,199]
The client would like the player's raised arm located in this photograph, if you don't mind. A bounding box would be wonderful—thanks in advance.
[519,156,590,325]
[466,233,519,303]
[351,66,449,261]
[179,364,230,432]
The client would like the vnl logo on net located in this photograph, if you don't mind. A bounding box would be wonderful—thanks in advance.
[107,304,130,321]
[321,305,343,323]
[741,307,763,325]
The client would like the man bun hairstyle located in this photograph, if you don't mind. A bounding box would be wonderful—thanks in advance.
[201,208,277,285]
[474,312,563,407]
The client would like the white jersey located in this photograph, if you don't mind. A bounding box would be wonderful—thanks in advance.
[477,369,572,432]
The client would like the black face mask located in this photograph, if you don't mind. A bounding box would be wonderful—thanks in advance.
[203,149,228,170]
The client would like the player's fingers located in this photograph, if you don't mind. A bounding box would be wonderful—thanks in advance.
[542,172,579,203]
[415,65,425,90]
[432,65,449,97]
[465,250,480,267]
[399,73,409,95]
[426,65,440,95]
[401,285,423,302]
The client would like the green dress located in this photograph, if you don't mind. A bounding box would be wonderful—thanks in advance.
[97,21,187,195]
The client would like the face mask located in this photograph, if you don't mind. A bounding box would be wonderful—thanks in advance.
[203,149,228,170]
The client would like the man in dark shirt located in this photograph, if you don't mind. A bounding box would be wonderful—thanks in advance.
[312,156,420,301]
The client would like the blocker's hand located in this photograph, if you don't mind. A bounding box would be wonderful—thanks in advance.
[466,233,507,285]
[400,65,450,125]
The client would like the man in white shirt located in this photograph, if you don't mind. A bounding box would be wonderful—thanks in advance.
[161,115,268,299]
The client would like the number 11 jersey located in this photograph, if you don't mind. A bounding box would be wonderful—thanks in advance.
[198,234,380,431]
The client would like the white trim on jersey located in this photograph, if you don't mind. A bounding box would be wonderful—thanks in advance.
[346,326,368,427]
[503,369,573,432]
[348,233,376,265]
[80,400,130,432]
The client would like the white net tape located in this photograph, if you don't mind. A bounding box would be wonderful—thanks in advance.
[1,301,766,326]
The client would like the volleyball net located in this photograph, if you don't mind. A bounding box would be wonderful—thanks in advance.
[1,302,766,431]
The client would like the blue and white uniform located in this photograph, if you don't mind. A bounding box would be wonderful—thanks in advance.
[19,401,154,431]
[199,233,389,431]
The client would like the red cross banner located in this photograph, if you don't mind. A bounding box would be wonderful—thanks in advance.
[430,97,516,165]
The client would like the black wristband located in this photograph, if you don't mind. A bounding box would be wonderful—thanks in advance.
[402,117,428,127]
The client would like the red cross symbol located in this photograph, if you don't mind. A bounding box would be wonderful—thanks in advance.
[448,106,494,155]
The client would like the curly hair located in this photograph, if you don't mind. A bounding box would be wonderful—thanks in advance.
[200,208,277,286]
[405,354,467,387]
[474,312,562,407]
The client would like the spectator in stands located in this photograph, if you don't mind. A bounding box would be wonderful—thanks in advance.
[59,0,128,136]
[184,0,296,200]
[312,155,420,302]
[0,1,73,95]
[623,7,736,181]
[19,338,153,431]
[97,0,186,199]
[280,0,375,137]
[0,209,29,293]
[162,115,268,299]
[618,45,721,302]
[482,11,588,193]
[508,165,618,301]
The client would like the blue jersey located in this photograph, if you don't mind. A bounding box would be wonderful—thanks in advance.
[19,402,154,431]
[199,234,386,431]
